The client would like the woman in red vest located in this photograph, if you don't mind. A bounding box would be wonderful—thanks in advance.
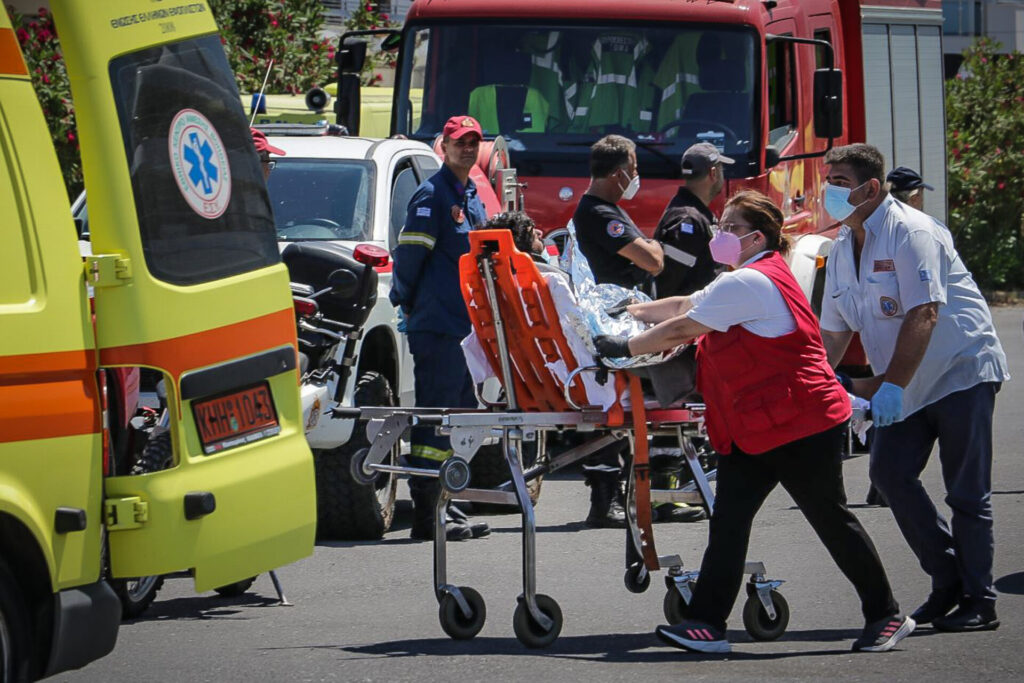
[595,190,912,655]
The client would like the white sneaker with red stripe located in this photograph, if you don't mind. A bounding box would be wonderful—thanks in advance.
[852,614,916,652]
[655,619,730,654]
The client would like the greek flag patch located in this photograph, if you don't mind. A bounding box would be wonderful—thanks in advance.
[416,206,431,217]
[919,269,932,282]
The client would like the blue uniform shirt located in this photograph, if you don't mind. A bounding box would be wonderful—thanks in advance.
[389,164,488,336]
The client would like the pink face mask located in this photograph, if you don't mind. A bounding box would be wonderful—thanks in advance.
[709,229,759,267]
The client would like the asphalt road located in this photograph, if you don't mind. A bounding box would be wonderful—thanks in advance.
[60,306,1024,683]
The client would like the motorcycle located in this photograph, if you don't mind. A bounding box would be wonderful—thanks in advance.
[282,241,400,540]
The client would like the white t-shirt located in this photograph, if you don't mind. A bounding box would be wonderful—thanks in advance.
[686,252,797,338]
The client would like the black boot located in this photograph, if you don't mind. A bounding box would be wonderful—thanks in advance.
[409,478,483,541]
[651,458,706,524]
[585,472,627,528]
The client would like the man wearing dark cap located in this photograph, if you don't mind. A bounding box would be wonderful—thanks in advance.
[886,166,933,213]
[654,142,734,298]
[390,115,491,541]
[251,128,286,181]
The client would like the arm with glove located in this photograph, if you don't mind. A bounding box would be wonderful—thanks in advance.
[595,313,712,360]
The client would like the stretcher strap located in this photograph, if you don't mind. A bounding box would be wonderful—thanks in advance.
[628,373,659,571]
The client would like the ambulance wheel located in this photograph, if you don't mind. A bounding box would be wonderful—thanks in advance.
[314,372,397,541]
[662,582,696,624]
[468,441,543,513]
[513,594,562,648]
[438,587,486,640]
[214,576,256,597]
[742,590,789,641]
[0,560,33,682]
[623,562,651,594]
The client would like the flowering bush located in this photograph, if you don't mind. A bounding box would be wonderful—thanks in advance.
[6,5,81,200]
[343,2,400,86]
[211,0,335,94]
[946,38,1024,289]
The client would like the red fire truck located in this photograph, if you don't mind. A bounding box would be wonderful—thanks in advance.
[340,0,946,303]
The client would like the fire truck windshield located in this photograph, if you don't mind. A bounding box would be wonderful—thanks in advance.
[394,23,758,179]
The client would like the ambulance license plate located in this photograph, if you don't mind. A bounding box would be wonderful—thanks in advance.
[193,382,280,454]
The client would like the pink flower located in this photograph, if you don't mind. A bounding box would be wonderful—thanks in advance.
[41,73,50,84]
[365,4,373,11]
[312,43,319,51]
[381,13,389,21]
[38,7,47,16]
[66,131,75,142]
[375,73,383,81]
[16,28,28,43]
[271,19,278,27]
[998,182,1006,189]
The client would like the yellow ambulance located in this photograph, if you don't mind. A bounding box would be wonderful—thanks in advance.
[0,1,315,678]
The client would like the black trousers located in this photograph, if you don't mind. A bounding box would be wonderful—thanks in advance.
[687,421,899,631]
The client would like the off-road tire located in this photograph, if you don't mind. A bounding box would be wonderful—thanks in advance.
[314,371,398,540]
[108,430,172,619]
[468,440,543,514]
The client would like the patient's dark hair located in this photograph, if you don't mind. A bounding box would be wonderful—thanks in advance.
[485,211,539,254]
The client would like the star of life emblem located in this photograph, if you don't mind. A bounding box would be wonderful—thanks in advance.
[168,108,232,220]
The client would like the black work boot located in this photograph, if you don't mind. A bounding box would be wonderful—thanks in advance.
[651,463,706,524]
[933,600,999,632]
[409,479,472,541]
[585,472,627,528]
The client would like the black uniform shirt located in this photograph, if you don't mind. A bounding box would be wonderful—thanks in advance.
[572,194,649,289]
[653,186,719,297]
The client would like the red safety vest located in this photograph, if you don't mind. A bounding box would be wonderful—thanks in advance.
[696,252,851,455]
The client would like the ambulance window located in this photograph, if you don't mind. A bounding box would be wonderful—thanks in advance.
[108,35,278,286]
[767,38,797,147]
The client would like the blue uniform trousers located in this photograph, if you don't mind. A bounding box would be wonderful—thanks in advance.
[407,331,476,470]
[869,381,1000,605]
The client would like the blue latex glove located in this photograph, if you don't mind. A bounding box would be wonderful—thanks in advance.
[871,381,904,427]
[396,307,408,334]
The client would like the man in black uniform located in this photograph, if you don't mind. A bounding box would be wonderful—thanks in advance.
[572,134,664,528]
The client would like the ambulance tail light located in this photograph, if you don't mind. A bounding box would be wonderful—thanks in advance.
[293,297,318,318]
[353,243,389,268]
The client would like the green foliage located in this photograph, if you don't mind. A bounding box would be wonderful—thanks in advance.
[343,2,400,86]
[946,38,1024,289]
[210,0,335,95]
[6,5,82,201]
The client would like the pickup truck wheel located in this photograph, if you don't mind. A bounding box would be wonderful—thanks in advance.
[468,440,543,513]
[108,431,172,619]
[314,371,397,540]
[0,560,33,683]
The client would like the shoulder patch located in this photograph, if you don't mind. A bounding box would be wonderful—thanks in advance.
[679,222,694,234]
[919,269,932,282]
[607,220,626,238]
[416,206,431,218]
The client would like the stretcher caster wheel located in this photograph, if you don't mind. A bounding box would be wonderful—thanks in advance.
[623,562,651,594]
[438,587,486,640]
[662,582,696,624]
[439,456,471,494]
[349,448,379,486]
[742,590,789,641]
[513,594,562,648]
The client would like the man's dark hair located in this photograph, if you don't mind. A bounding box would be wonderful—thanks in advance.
[824,143,886,184]
[590,134,635,178]
[485,211,538,254]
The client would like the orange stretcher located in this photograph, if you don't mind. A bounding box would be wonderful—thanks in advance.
[348,229,788,647]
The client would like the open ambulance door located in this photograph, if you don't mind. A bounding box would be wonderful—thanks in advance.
[50,0,316,591]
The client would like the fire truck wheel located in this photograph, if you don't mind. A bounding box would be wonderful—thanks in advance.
[314,371,397,540]
[0,560,33,682]
[468,441,543,514]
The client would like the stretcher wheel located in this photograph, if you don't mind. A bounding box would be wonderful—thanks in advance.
[513,594,562,648]
[439,456,471,494]
[742,590,789,641]
[349,448,379,486]
[623,562,651,594]
[438,586,486,640]
[662,582,696,624]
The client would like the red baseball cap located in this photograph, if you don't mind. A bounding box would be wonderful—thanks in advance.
[251,128,286,156]
[442,115,483,140]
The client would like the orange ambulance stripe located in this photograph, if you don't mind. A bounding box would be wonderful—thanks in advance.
[0,28,29,76]
[99,308,296,381]
[0,349,100,443]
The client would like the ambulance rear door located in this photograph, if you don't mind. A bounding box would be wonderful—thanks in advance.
[50,0,316,591]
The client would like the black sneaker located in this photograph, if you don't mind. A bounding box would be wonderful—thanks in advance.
[933,603,999,632]
[910,584,961,624]
[655,619,730,654]
[653,503,707,523]
[448,504,491,538]
[852,614,915,652]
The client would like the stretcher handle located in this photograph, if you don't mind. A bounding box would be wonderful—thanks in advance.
[563,365,607,411]
[477,251,519,411]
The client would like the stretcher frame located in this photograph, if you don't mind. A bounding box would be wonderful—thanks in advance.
[346,230,786,647]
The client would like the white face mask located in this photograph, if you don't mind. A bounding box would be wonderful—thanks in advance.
[618,169,641,200]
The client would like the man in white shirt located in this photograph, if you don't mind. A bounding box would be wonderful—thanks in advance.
[819,143,1010,633]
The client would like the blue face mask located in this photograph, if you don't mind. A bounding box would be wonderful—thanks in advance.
[823,181,869,222]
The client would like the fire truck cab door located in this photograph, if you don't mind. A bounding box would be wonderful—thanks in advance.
[50,0,315,591]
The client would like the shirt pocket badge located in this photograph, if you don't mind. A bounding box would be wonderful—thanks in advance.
[865,273,901,319]
[451,205,465,224]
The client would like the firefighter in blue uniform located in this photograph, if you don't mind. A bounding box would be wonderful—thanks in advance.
[390,115,491,541]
